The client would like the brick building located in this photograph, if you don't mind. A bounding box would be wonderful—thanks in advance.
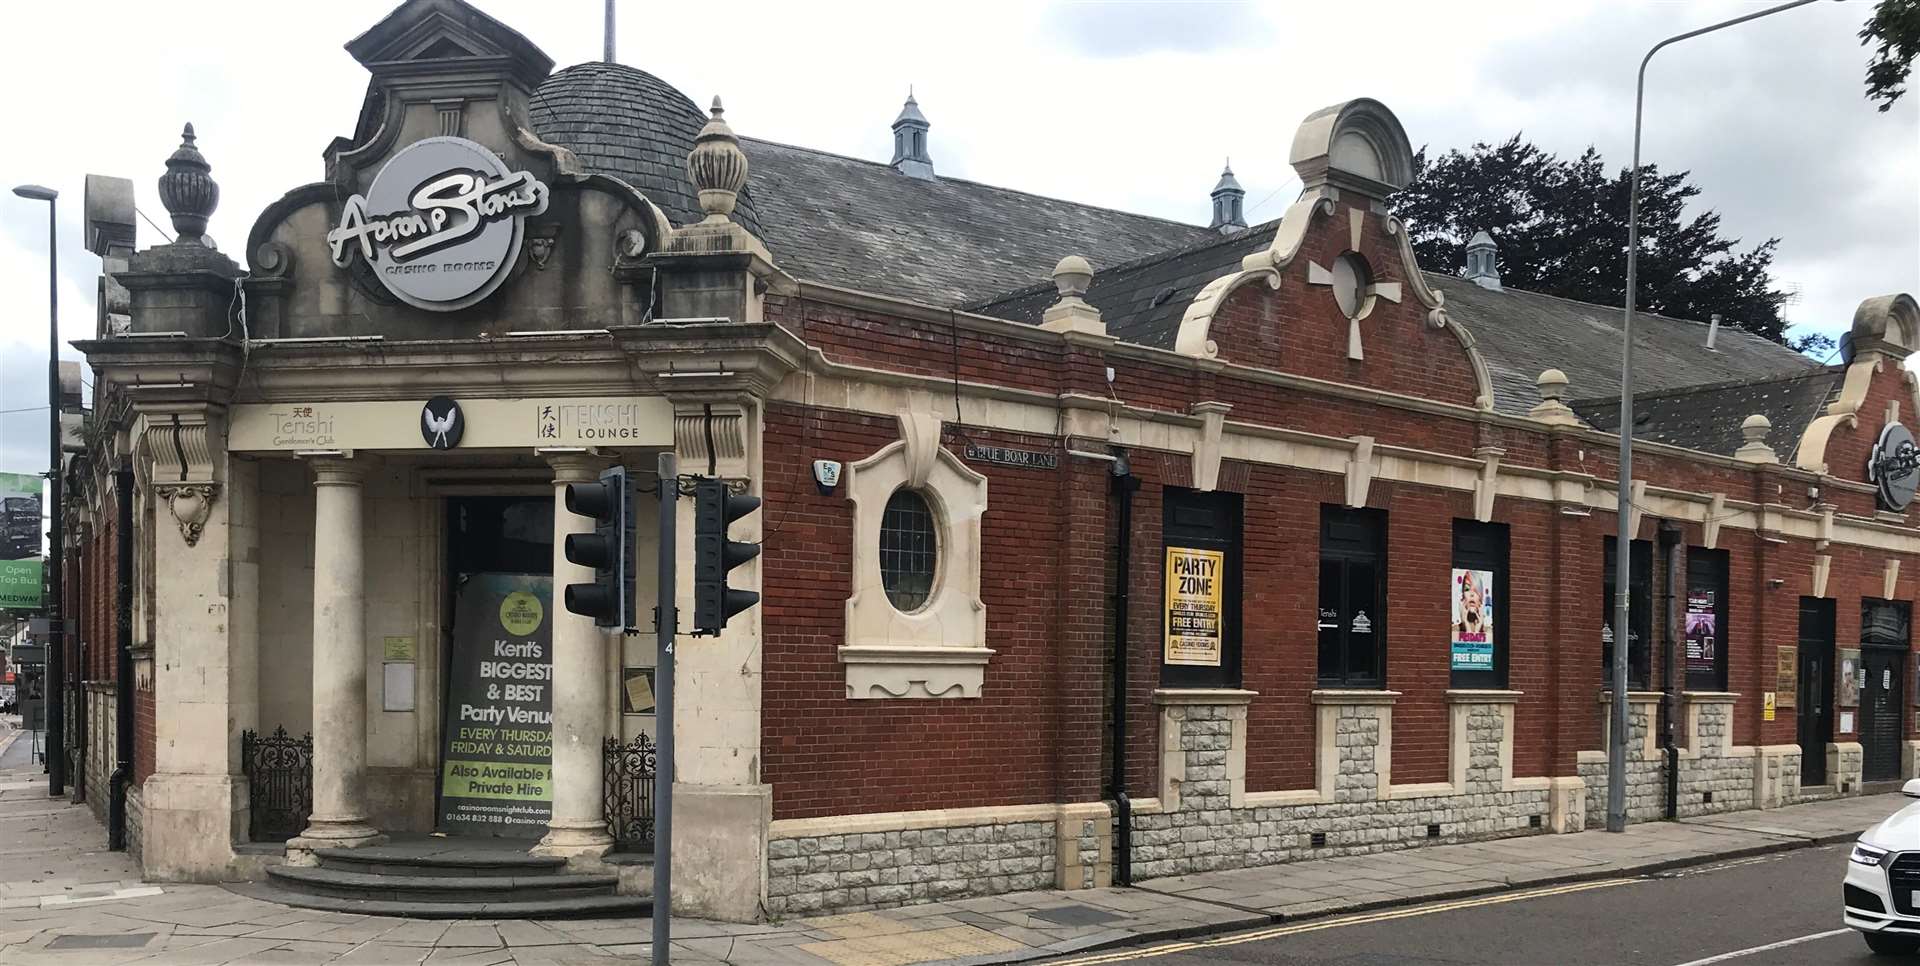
[64,0,1920,921]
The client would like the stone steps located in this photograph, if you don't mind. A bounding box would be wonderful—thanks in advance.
[236,837,651,919]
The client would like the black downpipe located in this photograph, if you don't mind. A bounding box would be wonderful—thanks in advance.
[1658,522,1682,820]
[1109,459,1139,887]
[72,541,86,804]
[109,465,134,851]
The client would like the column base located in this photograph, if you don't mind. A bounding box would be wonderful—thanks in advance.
[287,819,387,865]
[532,822,614,861]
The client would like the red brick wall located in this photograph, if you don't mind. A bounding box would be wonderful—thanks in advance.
[760,404,1086,819]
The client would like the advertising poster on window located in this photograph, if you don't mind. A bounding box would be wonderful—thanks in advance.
[1450,568,1495,671]
[0,472,43,610]
[1164,546,1225,666]
[1685,591,1717,676]
[439,573,554,836]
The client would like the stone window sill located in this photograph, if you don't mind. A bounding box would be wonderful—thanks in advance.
[1152,688,1258,707]
[1310,689,1401,706]
[838,644,994,700]
[1445,688,1523,705]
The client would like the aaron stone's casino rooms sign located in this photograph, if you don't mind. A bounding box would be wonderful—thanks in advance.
[327,136,550,311]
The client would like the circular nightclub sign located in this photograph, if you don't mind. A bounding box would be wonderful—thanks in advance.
[326,137,549,311]
[1871,421,1919,511]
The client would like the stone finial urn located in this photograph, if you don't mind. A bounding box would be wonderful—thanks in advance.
[158,123,219,242]
[687,97,748,222]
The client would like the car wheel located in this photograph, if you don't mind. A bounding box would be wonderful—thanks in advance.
[1865,932,1920,956]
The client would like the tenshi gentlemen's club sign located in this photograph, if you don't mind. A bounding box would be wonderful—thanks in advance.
[327,136,549,311]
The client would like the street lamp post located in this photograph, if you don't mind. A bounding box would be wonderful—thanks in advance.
[12,183,63,798]
[1608,0,1822,833]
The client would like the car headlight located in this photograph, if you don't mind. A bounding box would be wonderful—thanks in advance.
[1853,842,1892,867]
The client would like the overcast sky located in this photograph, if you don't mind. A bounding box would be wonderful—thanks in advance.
[0,0,1914,477]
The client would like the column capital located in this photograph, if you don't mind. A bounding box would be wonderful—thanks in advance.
[542,449,608,484]
[308,455,368,488]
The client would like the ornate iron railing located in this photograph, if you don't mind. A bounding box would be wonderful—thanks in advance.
[241,727,313,843]
[603,733,656,853]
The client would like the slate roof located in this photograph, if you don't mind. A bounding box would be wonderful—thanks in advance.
[740,137,1219,307]
[1569,368,1844,460]
[526,60,1829,454]
[529,63,763,237]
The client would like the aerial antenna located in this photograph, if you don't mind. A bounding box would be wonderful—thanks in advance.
[603,0,616,63]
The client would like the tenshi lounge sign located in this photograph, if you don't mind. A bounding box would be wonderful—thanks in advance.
[327,136,549,311]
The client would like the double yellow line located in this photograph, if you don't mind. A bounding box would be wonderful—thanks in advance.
[1045,878,1640,965]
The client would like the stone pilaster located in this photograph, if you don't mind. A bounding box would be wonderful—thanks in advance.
[1829,741,1865,795]
[289,456,384,855]
[1313,690,1397,802]
[666,399,771,921]
[535,452,615,861]
[136,407,256,881]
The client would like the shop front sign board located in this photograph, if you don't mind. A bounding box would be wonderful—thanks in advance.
[229,396,673,452]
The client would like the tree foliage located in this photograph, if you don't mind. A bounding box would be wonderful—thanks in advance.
[1393,135,1806,348]
[1863,0,1920,111]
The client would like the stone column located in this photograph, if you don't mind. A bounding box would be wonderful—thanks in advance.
[535,453,614,860]
[290,457,383,852]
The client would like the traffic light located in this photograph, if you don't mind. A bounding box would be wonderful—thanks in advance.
[693,478,760,636]
[562,465,635,629]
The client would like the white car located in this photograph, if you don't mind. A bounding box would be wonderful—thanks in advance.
[1847,779,1920,955]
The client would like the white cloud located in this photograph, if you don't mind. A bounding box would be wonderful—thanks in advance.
[0,0,1910,418]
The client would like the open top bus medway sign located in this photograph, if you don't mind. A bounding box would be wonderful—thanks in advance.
[328,136,549,311]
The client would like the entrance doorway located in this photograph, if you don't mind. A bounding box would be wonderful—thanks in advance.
[437,496,555,838]
[1797,598,1834,786]
[1863,647,1907,783]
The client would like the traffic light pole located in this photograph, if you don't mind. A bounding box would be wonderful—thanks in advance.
[652,452,676,966]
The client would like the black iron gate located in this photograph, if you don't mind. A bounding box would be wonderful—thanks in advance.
[603,733,656,853]
[241,727,313,842]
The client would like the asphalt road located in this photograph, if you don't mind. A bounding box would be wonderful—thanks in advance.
[1051,845,1896,966]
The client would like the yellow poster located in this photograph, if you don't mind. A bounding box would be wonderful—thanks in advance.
[1165,547,1225,666]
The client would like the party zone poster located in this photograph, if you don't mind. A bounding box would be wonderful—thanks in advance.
[1450,568,1495,671]
[1165,547,1225,666]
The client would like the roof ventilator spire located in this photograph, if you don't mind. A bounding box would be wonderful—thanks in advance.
[891,91,934,180]
[688,96,749,223]
[158,123,219,246]
[1465,230,1501,290]
[1210,161,1246,233]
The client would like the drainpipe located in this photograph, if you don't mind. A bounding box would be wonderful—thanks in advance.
[1109,453,1138,887]
[72,538,86,804]
[108,464,134,851]
[1659,522,1682,819]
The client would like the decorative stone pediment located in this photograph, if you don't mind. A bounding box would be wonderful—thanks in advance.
[344,0,554,90]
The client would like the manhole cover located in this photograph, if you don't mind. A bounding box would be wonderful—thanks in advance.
[48,934,155,950]
[1029,904,1123,927]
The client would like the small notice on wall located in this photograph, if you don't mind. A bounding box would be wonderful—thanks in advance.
[1164,547,1225,666]
[1450,568,1495,671]
[1841,711,1856,734]
[1775,651,1797,710]
[1763,692,1776,722]
[1840,648,1862,708]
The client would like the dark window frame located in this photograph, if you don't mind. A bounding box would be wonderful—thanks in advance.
[1160,488,1244,689]
[1602,536,1654,690]
[1684,547,1730,692]
[1450,520,1510,690]
[1319,506,1388,688]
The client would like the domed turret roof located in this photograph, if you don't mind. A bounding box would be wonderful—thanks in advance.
[529,62,761,235]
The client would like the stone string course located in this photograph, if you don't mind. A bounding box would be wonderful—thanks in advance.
[765,820,1055,915]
